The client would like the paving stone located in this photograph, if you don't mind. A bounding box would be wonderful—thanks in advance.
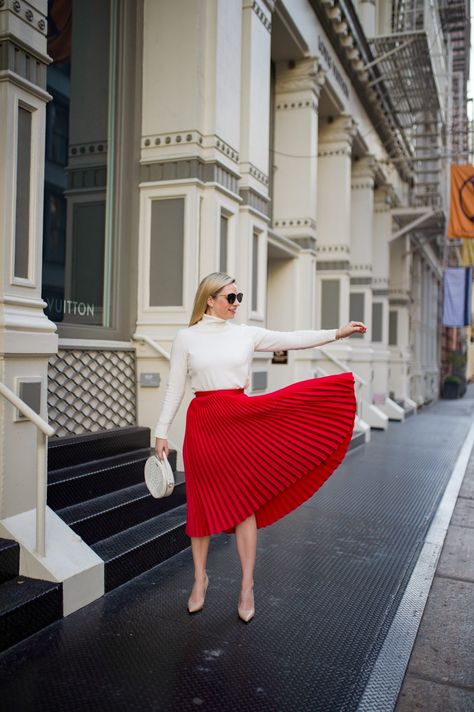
[395,673,474,712]
[436,525,474,582]
[403,577,474,690]
[451,496,474,529]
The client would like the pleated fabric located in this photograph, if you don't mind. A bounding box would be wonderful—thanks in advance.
[182,372,356,537]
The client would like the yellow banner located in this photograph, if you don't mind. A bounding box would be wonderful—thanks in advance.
[448,164,474,239]
[462,238,474,266]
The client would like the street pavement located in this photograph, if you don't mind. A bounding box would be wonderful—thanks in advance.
[0,385,473,711]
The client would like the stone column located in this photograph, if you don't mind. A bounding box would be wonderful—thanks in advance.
[389,234,412,402]
[0,0,58,518]
[238,0,273,327]
[316,114,356,368]
[272,57,326,380]
[349,155,376,394]
[137,0,244,462]
[372,184,393,403]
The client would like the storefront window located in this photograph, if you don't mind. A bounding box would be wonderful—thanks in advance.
[42,0,116,327]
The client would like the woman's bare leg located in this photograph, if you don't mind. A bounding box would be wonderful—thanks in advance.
[188,535,211,606]
[235,513,257,611]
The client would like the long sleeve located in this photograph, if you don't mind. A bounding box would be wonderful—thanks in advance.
[248,326,338,352]
[154,331,188,439]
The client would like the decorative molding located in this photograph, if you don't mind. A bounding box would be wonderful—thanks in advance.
[140,158,240,196]
[318,146,352,157]
[352,263,373,272]
[239,187,269,217]
[389,298,410,306]
[251,1,272,32]
[351,180,374,191]
[373,289,389,296]
[274,217,316,230]
[317,260,351,271]
[275,58,326,102]
[141,131,239,164]
[317,243,350,255]
[68,166,107,191]
[292,236,317,250]
[248,163,268,186]
[1,0,48,37]
[318,114,357,150]
[69,141,108,158]
[350,277,372,285]
[0,38,48,89]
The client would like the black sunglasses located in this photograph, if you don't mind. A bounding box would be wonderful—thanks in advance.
[214,292,243,304]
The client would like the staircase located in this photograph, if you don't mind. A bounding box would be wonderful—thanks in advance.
[47,426,189,592]
[0,538,62,653]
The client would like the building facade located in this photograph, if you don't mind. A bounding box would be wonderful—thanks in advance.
[0,0,470,611]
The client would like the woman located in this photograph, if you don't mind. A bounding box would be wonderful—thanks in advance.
[155,272,366,622]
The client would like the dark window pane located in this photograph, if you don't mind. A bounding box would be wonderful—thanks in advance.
[389,310,398,346]
[372,302,383,342]
[321,280,340,329]
[149,199,185,306]
[350,292,364,338]
[15,107,32,279]
[252,231,259,311]
[220,214,228,272]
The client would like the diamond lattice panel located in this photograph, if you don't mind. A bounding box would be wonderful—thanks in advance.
[48,349,136,438]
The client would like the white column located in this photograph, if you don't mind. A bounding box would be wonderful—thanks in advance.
[389,234,412,402]
[237,0,273,327]
[372,185,393,402]
[350,156,376,395]
[272,58,326,381]
[0,0,58,519]
[137,0,244,461]
[316,115,356,373]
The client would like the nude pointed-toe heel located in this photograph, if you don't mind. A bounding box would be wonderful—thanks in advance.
[187,574,209,614]
[238,588,255,622]
[237,605,255,623]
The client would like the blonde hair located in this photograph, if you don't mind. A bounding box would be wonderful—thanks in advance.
[189,272,235,326]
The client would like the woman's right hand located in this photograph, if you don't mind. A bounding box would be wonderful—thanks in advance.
[155,437,169,461]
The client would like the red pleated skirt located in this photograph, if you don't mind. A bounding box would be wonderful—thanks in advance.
[182,372,356,537]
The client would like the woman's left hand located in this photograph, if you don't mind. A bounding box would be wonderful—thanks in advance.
[336,321,367,339]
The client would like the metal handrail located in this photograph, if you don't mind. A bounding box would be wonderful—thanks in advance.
[0,381,54,557]
[132,333,170,360]
[318,347,368,387]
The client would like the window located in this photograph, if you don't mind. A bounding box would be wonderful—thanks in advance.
[372,302,383,342]
[42,0,117,327]
[349,292,365,338]
[389,310,398,346]
[219,213,228,273]
[252,230,259,312]
[149,198,185,307]
[14,107,32,279]
[321,280,340,330]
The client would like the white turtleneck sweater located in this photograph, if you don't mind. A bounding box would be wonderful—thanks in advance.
[154,314,338,438]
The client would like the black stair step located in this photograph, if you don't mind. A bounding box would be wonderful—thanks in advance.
[0,576,62,653]
[92,505,188,592]
[48,426,152,471]
[57,473,187,545]
[0,539,19,584]
[48,449,177,510]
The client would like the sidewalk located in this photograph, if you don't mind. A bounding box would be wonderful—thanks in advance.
[395,423,474,711]
[0,387,473,711]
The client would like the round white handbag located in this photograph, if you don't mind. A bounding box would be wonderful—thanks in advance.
[144,452,175,498]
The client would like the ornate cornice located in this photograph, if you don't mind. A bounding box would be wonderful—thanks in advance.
[318,114,357,151]
[245,0,272,32]
[274,217,316,230]
[240,187,269,217]
[317,260,351,271]
[141,131,239,164]
[0,0,47,36]
[140,158,240,197]
[275,58,326,103]
[0,38,47,89]
[317,243,350,255]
